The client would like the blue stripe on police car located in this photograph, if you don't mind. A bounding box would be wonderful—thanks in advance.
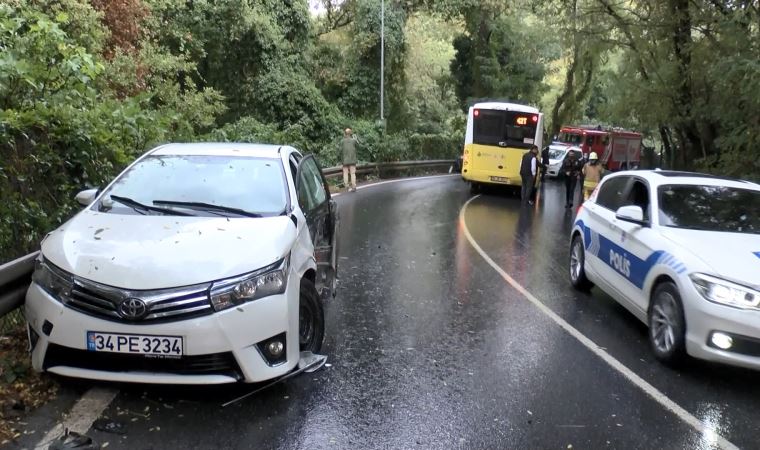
[574,220,686,289]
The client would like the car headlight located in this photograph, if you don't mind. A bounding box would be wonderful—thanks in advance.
[209,256,290,312]
[690,273,760,310]
[32,257,74,303]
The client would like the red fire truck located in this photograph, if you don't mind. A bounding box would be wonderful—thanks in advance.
[556,125,642,171]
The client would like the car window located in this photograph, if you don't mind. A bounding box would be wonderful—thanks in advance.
[99,155,287,216]
[658,184,760,234]
[288,156,298,185]
[596,176,630,211]
[296,157,328,212]
[623,179,650,220]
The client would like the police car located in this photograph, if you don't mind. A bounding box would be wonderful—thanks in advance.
[569,170,760,370]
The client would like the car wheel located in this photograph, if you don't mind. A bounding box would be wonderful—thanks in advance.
[299,278,325,353]
[569,234,593,290]
[648,282,686,365]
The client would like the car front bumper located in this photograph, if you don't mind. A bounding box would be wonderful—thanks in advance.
[24,276,300,384]
[683,283,760,370]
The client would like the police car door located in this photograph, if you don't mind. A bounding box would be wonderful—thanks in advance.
[583,175,638,309]
[610,177,658,315]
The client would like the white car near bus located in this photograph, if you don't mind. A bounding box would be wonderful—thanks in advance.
[545,144,583,178]
[570,170,760,369]
[25,143,338,384]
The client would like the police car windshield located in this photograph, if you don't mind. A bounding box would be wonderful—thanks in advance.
[658,184,760,234]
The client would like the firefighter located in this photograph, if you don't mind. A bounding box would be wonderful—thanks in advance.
[582,152,604,201]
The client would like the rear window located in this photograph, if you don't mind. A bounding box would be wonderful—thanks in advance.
[658,185,760,234]
[473,109,538,149]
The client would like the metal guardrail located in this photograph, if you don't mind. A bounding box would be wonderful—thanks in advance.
[0,160,457,322]
[322,159,455,179]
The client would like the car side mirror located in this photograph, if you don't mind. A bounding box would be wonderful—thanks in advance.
[615,205,648,226]
[75,188,99,206]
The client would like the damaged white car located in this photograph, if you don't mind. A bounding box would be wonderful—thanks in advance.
[25,143,338,384]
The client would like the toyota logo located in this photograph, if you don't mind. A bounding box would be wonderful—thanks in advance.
[119,297,147,320]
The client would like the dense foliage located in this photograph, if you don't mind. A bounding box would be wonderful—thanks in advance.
[1,0,758,263]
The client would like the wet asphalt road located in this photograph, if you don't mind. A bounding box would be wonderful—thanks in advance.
[21,175,760,449]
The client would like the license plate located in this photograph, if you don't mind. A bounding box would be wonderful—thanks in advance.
[87,331,183,356]
[490,176,509,183]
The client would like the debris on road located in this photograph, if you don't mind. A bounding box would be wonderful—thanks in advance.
[48,429,98,450]
[92,418,126,435]
[222,352,328,407]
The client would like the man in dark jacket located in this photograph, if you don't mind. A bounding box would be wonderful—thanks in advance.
[561,150,583,208]
[520,145,539,205]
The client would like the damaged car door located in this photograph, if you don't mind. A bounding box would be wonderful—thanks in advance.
[295,155,338,300]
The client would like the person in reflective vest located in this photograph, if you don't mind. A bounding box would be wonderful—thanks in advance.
[582,152,604,201]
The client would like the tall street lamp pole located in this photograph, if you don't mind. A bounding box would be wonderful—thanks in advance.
[380,0,384,124]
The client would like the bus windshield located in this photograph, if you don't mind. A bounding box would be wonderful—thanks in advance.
[473,109,538,149]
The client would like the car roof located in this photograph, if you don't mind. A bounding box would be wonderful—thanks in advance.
[549,144,581,152]
[149,143,287,158]
[606,170,760,190]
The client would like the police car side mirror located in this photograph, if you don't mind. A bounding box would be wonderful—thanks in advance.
[615,205,648,226]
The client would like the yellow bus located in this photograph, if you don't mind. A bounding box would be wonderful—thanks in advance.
[461,102,544,192]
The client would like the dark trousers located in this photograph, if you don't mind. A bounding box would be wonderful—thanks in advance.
[521,175,534,202]
[565,176,578,205]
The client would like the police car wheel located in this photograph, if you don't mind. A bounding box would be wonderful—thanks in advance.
[569,234,593,290]
[648,282,686,365]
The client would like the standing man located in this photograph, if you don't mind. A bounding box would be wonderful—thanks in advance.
[520,145,539,205]
[561,150,583,208]
[582,152,604,200]
[341,128,358,192]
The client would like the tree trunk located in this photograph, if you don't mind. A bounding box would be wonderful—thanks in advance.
[670,0,703,168]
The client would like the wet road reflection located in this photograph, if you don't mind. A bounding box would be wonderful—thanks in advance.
[83,176,754,450]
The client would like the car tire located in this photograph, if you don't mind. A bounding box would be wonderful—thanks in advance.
[648,282,687,365]
[299,278,325,354]
[569,234,593,290]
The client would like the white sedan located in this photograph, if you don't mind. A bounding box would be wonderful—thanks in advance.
[570,170,760,369]
[25,143,338,384]
[545,144,582,178]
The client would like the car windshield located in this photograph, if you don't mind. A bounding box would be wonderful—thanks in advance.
[658,184,760,234]
[558,132,582,145]
[548,148,566,159]
[98,155,287,217]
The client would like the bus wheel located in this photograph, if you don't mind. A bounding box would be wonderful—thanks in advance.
[469,182,480,194]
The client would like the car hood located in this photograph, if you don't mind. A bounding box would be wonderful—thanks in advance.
[41,209,296,289]
[549,158,563,165]
[660,228,760,289]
